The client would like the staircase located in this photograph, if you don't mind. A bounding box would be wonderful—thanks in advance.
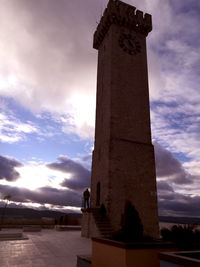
[92,208,114,238]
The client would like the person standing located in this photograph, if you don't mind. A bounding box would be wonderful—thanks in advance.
[83,188,90,208]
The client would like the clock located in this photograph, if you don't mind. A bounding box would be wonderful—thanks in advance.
[119,33,141,55]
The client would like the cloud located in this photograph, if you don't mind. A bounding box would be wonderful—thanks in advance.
[0,0,103,139]
[0,108,74,144]
[47,156,91,190]
[157,177,200,217]
[151,105,200,164]
[158,191,200,217]
[0,154,91,208]
[154,142,184,177]
[82,154,92,162]
[148,0,200,171]
[0,0,199,142]
[0,111,39,143]
[0,150,198,215]
[0,155,23,181]
[154,142,193,184]
[0,184,81,208]
[157,181,174,193]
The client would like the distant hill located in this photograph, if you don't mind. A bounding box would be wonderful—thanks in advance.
[0,207,82,220]
[1,208,199,224]
[159,216,200,224]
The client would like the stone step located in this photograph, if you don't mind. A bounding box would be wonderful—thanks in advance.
[98,228,113,232]
[97,226,113,231]
[100,233,112,238]
[93,218,109,221]
[94,220,111,223]
[0,232,23,238]
[0,231,28,241]
[99,230,113,233]
[100,231,113,235]
[100,232,112,237]
[95,221,113,226]
[92,208,114,238]
[98,229,113,232]
[95,222,112,226]
[97,226,113,230]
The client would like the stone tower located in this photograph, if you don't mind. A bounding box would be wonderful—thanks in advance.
[82,0,159,239]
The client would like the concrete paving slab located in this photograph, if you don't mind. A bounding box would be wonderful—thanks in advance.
[0,229,91,267]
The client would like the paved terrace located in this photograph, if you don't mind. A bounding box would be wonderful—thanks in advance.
[0,229,91,267]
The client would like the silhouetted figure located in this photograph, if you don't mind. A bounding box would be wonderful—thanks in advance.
[83,188,90,208]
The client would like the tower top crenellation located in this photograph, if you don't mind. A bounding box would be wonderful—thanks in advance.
[93,0,152,49]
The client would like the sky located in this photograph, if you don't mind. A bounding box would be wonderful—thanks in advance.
[0,0,199,217]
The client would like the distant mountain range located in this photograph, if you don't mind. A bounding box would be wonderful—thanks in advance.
[159,216,200,224]
[0,208,199,224]
[0,207,81,220]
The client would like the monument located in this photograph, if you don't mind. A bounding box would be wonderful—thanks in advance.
[82,0,159,239]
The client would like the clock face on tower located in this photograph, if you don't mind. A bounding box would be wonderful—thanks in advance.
[119,33,141,55]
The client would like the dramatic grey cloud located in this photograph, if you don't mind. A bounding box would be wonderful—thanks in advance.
[47,156,91,190]
[157,177,200,217]
[0,184,81,208]
[0,155,23,181]
[154,142,200,217]
[154,141,193,184]
[154,141,184,177]
[157,181,174,193]
[0,147,199,216]
[158,192,200,217]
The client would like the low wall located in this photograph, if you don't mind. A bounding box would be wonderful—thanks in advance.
[92,238,178,267]
[159,251,200,267]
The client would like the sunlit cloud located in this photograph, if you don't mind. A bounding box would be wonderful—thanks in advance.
[14,163,65,190]
[61,93,95,140]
